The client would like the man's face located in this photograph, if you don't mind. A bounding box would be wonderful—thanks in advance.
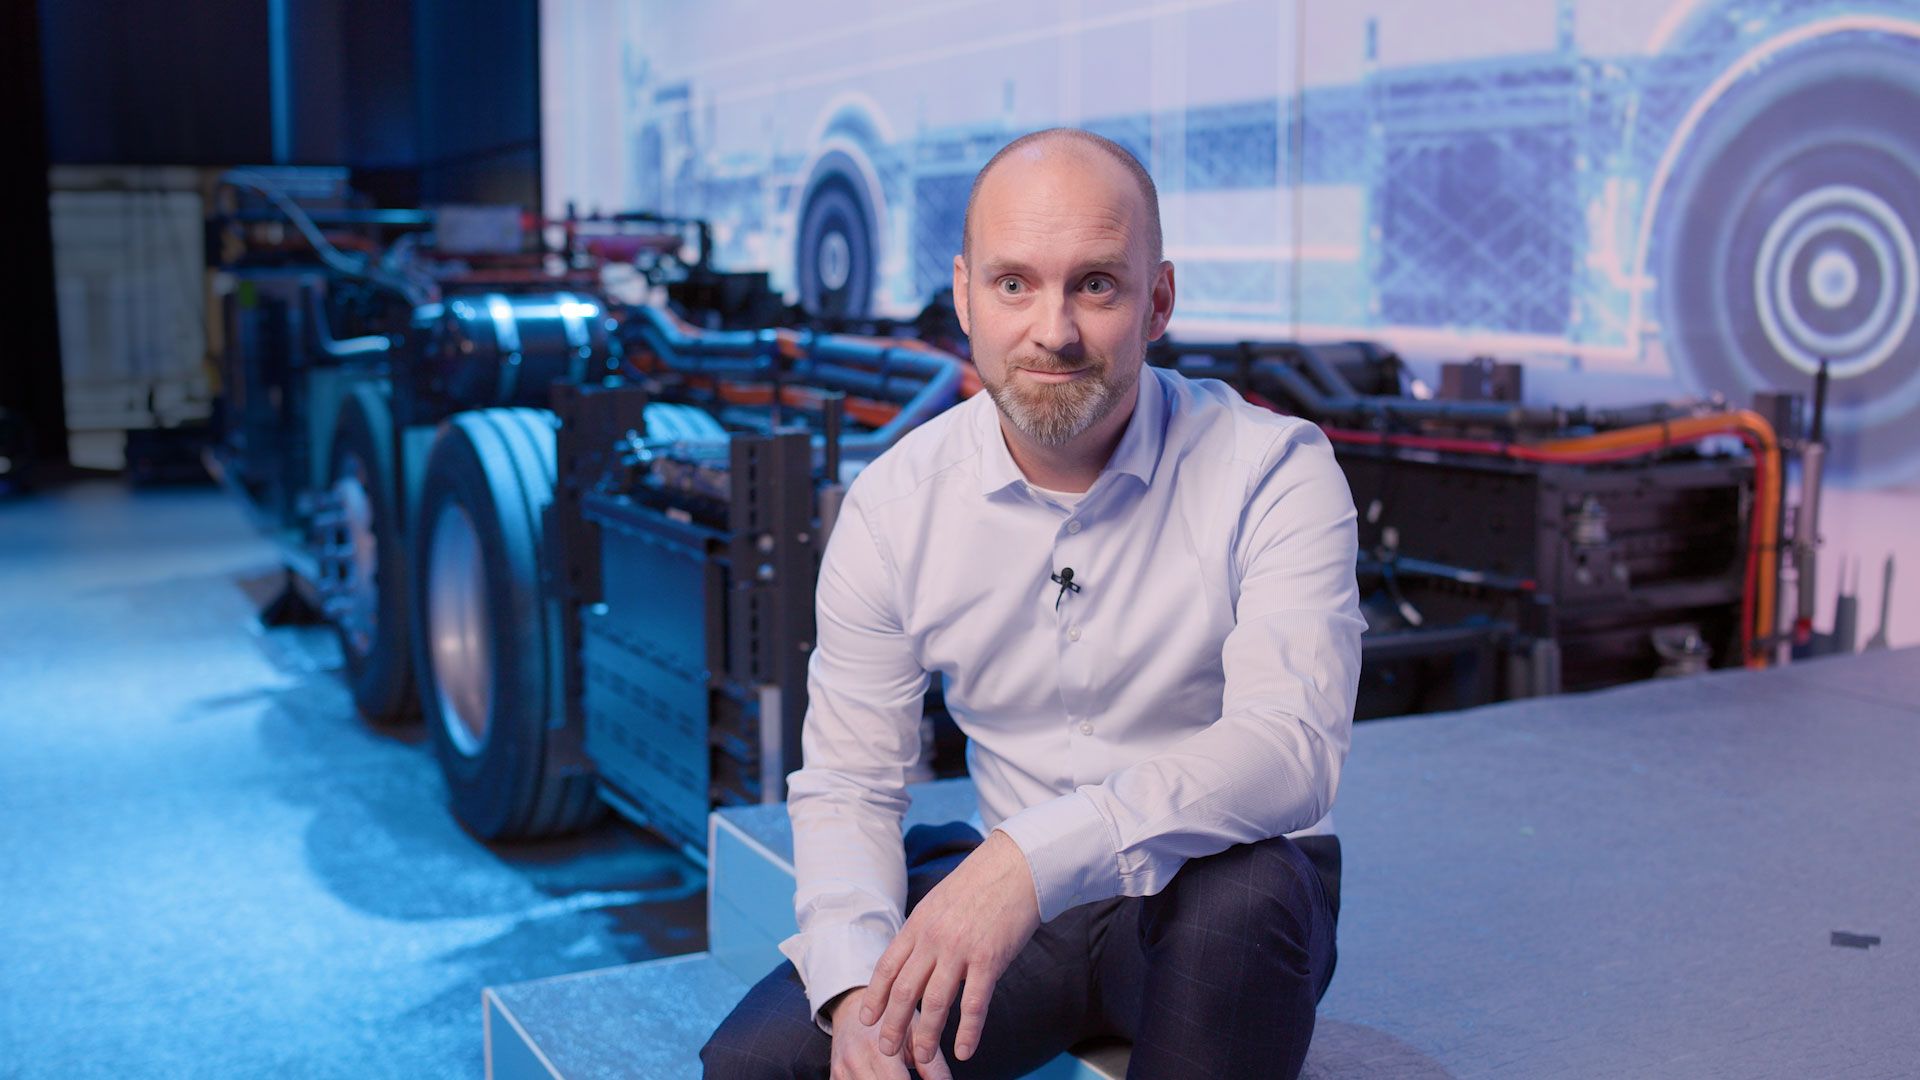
[954,147,1174,448]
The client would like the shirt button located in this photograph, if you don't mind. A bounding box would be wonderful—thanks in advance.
[1079,721,1094,735]
[1067,626,1082,642]
[1067,520,1083,534]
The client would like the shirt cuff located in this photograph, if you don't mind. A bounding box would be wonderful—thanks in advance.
[992,790,1122,922]
[778,923,895,1034]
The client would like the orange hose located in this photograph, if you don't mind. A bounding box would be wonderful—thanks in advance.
[714,383,899,428]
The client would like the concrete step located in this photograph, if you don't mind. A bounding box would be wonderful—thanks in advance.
[485,780,1128,1079]
[485,950,1126,1080]
[485,953,748,1079]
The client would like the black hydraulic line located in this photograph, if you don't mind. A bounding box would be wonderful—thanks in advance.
[305,288,394,360]
[219,168,438,306]
[225,208,436,228]
[635,321,772,359]
[1341,395,1560,427]
[606,210,715,270]
[1358,554,1535,593]
[641,353,922,405]
[1810,359,1830,444]
[822,392,844,485]
[1255,361,1341,416]
[627,305,963,460]
[1159,355,1332,416]
[1361,623,1513,662]
[1160,347,1683,432]
[1577,400,1706,429]
[804,363,925,404]
[1295,342,1363,403]
[1793,358,1832,644]
[804,334,954,379]
[835,358,960,458]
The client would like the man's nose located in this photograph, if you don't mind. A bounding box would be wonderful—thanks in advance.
[1030,292,1082,355]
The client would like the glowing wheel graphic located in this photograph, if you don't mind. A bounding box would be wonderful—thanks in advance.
[1658,38,1920,484]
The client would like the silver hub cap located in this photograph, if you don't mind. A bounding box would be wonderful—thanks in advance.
[819,230,851,292]
[331,458,379,659]
[1754,182,1919,379]
[428,502,493,757]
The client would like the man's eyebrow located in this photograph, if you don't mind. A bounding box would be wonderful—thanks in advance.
[978,255,1134,277]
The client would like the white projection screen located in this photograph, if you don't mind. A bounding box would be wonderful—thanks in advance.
[542,0,1920,620]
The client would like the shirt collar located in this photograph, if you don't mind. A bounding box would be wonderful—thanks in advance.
[975,363,1168,497]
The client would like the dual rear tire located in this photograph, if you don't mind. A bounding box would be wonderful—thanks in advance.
[346,399,726,841]
[411,408,600,840]
[327,384,414,724]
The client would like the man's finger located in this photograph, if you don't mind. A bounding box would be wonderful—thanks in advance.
[862,930,915,1026]
[911,960,965,1065]
[877,951,935,1056]
[912,1035,954,1080]
[951,968,1000,1062]
[864,922,921,1022]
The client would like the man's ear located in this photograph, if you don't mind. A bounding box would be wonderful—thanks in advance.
[952,253,972,336]
[1146,260,1176,341]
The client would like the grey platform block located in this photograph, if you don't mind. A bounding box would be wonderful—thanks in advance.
[1315,648,1920,1078]
[485,951,1122,1080]
[491,649,1920,1078]
[486,954,748,1080]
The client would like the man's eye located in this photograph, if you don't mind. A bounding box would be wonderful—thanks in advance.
[1084,277,1113,295]
[998,278,1023,295]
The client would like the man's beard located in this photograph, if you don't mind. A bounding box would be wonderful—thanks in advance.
[980,350,1141,448]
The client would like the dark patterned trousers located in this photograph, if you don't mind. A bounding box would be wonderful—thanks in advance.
[700,822,1341,1080]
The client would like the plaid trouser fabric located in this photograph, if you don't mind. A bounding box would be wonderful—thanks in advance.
[700,822,1341,1080]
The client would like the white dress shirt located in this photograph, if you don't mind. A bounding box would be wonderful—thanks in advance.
[778,364,1365,1024]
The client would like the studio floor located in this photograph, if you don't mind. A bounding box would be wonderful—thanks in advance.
[0,482,706,1079]
[5,480,1917,1080]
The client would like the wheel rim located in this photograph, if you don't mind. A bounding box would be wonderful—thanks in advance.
[818,229,852,291]
[331,455,379,658]
[428,501,492,757]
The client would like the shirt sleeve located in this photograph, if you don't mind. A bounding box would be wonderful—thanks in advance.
[994,421,1365,921]
[776,483,930,1030]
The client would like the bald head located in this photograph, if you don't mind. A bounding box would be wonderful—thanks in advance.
[961,128,1163,266]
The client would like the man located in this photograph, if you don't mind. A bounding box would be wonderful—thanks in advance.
[702,128,1363,1079]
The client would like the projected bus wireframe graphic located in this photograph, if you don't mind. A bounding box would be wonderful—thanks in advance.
[542,0,1920,484]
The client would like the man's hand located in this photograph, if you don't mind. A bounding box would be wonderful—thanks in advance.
[861,830,1042,1066]
[828,989,953,1079]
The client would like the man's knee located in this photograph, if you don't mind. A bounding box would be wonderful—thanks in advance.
[698,963,827,1080]
[699,1012,792,1080]
[1145,836,1325,962]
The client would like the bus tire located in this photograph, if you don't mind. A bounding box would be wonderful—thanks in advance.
[797,175,874,318]
[412,407,601,841]
[326,382,414,724]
